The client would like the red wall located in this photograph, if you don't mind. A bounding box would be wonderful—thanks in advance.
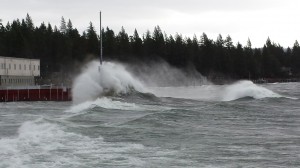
[0,88,72,102]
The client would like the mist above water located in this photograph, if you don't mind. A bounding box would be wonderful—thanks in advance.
[72,61,144,104]
[221,80,282,101]
[72,61,290,105]
[149,80,287,101]
[127,61,209,87]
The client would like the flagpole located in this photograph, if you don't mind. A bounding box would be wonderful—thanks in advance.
[99,11,103,65]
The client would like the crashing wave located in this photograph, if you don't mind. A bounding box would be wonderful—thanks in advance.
[72,61,145,104]
[221,80,282,101]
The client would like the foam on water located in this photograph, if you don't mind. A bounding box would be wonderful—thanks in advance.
[0,119,185,167]
[221,80,282,101]
[71,60,296,105]
[0,119,148,168]
[67,97,142,113]
[72,61,145,104]
[148,85,220,101]
[149,80,291,101]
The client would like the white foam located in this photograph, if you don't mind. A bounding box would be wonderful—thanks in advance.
[67,97,142,113]
[148,85,220,101]
[221,80,282,101]
[149,80,290,102]
[0,119,185,167]
[0,120,147,168]
[72,61,144,104]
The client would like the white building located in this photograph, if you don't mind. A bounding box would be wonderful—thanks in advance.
[0,56,40,87]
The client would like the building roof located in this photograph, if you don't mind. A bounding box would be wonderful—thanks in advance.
[0,56,40,61]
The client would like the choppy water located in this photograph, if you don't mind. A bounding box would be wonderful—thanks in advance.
[0,81,299,168]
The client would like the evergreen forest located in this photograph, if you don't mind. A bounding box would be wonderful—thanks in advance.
[1,14,300,83]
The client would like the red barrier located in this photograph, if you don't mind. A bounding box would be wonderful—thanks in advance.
[0,88,72,102]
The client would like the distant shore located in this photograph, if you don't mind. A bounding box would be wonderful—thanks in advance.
[209,77,300,85]
[252,78,300,84]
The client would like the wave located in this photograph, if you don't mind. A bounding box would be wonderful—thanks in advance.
[0,119,184,167]
[221,80,287,101]
[72,61,145,104]
[0,119,148,167]
[149,80,295,102]
[67,97,143,113]
[72,61,296,104]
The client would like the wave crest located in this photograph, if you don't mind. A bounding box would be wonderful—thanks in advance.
[66,97,143,113]
[221,80,282,101]
[72,61,144,104]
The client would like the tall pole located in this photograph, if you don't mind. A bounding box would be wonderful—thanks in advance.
[99,11,103,65]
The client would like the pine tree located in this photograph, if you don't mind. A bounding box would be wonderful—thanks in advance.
[200,33,209,47]
[244,38,255,79]
[116,26,130,58]
[60,17,67,34]
[54,25,59,33]
[142,30,153,58]
[103,27,116,57]
[25,13,34,30]
[199,33,214,75]
[152,26,165,57]
[0,18,5,55]
[224,35,233,49]
[66,19,73,34]
[292,40,300,75]
[86,22,99,56]
[246,38,252,49]
[132,29,142,57]
[215,34,224,47]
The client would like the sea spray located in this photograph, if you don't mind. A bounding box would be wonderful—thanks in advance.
[221,80,282,101]
[126,61,209,87]
[0,119,146,167]
[66,97,142,113]
[72,61,286,104]
[149,80,286,101]
[72,61,144,104]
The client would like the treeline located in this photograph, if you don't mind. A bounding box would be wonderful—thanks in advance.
[1,14,300,81]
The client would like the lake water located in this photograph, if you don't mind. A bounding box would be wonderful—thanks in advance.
[0,81,299,168]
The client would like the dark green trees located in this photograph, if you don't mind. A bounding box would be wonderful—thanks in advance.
[1,14,300,81]
[152,26,165,58]
[292,40,300,75]
[102,27,116,58]
[86,22,99,55]
[116,26,130,59]
[131,29,142,58]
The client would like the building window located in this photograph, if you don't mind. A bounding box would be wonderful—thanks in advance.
[9,64,11,70]
[4,63,6,69]
[29,65,31,70]
[24,65,26,70]
[34,65,35,71]
[14,64,16,70]
[38,66,40,70]
[19,64,21,70]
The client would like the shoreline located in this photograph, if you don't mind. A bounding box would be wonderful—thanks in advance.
[209,77,300,85]
[252,78,300,84]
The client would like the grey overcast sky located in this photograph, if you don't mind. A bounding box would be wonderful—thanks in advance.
[1,0,300,47]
